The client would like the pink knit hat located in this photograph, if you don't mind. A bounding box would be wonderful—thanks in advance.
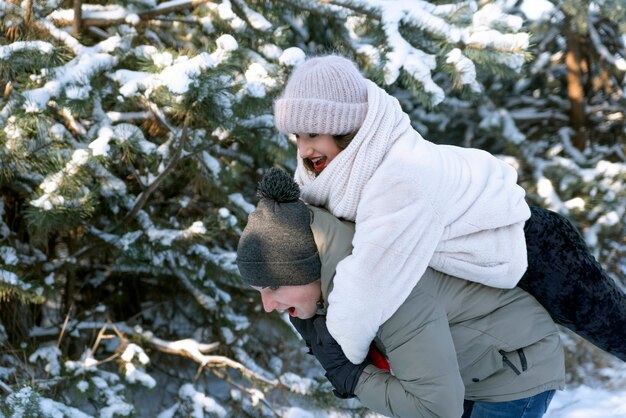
[274,55,368,135]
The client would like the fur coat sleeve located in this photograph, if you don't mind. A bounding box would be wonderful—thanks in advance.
[326,133,529,364]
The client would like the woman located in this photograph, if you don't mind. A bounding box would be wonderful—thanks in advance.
[272,54,626,364]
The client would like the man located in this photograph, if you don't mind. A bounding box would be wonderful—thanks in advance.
[236,168,564,418]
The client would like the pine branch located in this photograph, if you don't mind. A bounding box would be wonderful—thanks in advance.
[162,349,278,386]
[36,19,84,55]
[588,18,626,71]
[317,0,378,18]
[143,98,176,134]
[139,0,212,20]
[49,0,213,28]
[223,378,281,417]
[230,0,273,32]
[142,332,278,387]
[0,379,12,394]
[172,267,217,311]
[166,254,218,312]
[106,111,151,123]
[122,104,187,223]
[230,0,258,32]
[145,16,201,25]
[29,320,276,386]
[59,107,87,137]
[86,26,109,39]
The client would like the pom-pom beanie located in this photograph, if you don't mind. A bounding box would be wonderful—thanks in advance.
[236,168,321,287]
[274,55,368,135]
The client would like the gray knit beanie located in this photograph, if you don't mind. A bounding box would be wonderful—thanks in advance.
[274,55,368,135]
[236,168,321,288]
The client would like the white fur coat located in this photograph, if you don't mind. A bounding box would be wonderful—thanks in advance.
[295,80,530,364]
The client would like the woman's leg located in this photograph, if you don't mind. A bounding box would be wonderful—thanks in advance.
[518,206,626,361]
[468,391,555,418]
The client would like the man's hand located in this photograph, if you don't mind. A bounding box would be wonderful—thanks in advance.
[309,315,371,398]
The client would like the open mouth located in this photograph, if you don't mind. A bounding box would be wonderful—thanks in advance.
[311,157,328,173]
[287,307,296,316]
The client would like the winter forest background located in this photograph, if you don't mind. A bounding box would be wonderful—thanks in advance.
[0,0,625,416]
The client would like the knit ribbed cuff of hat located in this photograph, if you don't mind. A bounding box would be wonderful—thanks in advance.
[237,252,321,288]
[274,98,367,135]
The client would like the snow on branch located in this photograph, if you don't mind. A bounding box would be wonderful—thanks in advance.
[30,149,91,211]
[109,34,237,97]
[106,111,151,122]
[147,337,220,356]
[0,41,55,60]
[18,29,123,112]
[170,384,228,417]
[48,0,213,28]
[323,0,530,105]
[588,18,626,71]
[466,30,528,52]
[1,269,40,299]
[148,336,277,385]
[167,256,218,312]
[30,320,276,386]
[446,48,481,92]
[36,19,84,54]
[231,0,272,31]
[398,0,467,43]
[471,3,523,33]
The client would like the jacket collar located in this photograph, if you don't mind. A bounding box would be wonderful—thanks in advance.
[308,206,355,315]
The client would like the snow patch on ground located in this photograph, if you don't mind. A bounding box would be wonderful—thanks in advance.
[547,385,626,417]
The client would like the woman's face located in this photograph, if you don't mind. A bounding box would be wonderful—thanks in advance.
[295,133,342,175]
[252,280,321,319]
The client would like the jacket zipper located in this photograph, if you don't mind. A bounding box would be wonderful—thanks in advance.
[517,349,528,371]
[499,349,521,375]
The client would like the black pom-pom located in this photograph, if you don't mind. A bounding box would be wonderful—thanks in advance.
[257,168,301,202]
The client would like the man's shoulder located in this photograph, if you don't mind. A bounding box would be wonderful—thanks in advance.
[377,269,446,338]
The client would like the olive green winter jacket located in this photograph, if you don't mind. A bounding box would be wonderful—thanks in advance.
[309,206,565,418]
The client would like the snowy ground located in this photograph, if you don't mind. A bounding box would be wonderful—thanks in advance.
[280,384,626,418]
[546,386,626,417]
[276,383,626,418]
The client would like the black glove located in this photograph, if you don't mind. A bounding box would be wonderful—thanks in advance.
[309,315,371,399]
[289,316,316,354]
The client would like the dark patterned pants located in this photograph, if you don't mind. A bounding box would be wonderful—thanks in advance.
[518,206,626,362]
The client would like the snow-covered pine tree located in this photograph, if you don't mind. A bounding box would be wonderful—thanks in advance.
[1,1,301,415]
[1,0,623,415]
[500,0,626,292]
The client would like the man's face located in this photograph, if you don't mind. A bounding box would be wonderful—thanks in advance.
[252,280,321,319]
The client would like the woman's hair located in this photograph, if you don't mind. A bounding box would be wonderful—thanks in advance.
[302,131,358,175]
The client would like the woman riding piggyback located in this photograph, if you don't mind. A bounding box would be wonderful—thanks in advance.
[272,54,626,365]
[274,55,530,364]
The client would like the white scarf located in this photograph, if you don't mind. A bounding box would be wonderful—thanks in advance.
[295,80,413,221]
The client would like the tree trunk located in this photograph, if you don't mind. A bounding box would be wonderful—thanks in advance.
[72,0,82,37]
[0,298,34,346]
[24,0,33,26]
[565,21,587,151]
